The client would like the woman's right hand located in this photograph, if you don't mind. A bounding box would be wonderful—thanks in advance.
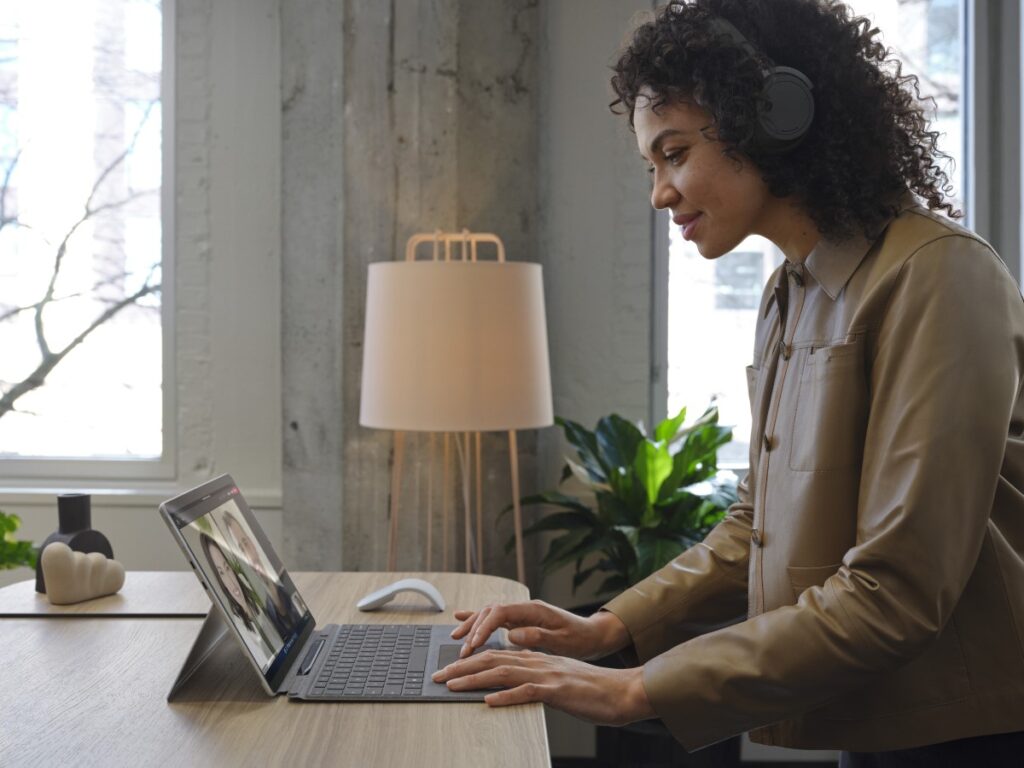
[450,599,631,661]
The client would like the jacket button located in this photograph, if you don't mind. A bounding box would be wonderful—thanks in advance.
[751,529,763,547]
[763,433,773,451]
[778,339,791,360]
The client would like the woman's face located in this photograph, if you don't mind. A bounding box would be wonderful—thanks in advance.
[227,519,266,577]
[635,90,778,259]
[209,543,248,613]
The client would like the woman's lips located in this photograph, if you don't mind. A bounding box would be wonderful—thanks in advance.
[674,212,702,241]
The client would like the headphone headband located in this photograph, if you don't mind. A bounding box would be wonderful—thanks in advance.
[705,16,815,153]
[706,17,771,78]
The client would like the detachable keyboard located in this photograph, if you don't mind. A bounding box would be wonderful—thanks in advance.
[307,624,431,699]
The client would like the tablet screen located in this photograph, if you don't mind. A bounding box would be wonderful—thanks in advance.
[166,481,312,680]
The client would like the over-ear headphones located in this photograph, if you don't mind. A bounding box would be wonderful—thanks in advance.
[707,16,814,153]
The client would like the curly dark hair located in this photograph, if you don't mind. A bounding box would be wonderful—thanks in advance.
[610,0,961,240]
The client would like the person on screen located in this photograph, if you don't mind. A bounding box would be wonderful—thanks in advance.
[199,532,276,662]
[430,1,1024,765]
[221,511,303,639]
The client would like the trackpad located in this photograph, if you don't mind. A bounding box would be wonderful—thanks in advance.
[436,643,502,671]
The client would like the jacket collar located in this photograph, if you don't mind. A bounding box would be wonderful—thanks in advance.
[763,201,908,318]
[801,230,877,302]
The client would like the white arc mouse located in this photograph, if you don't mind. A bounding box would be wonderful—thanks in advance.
[356,578,446,612]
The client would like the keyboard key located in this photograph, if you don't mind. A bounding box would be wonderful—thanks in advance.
[407,647,428,672]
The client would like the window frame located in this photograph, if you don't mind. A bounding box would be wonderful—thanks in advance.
[0,0,176,483]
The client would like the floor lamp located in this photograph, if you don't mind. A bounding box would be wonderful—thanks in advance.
[359,231,553,583]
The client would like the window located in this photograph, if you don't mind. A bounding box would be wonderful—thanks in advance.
[660,0,965,467]
[0,0,168,475]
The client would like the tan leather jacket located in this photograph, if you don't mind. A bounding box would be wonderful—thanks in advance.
[602,204,1024,752]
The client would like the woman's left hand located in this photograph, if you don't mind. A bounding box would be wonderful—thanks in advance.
[431,649,656,726]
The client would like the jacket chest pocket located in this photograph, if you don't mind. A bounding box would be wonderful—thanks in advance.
[788,338,869,472]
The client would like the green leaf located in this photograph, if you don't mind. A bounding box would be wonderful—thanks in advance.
[540,528,593,571]
[706,478,740,510]
[595,414,645,474]
[556,416,609,481]
[654,407,687,443]
[503,506,599,555]
[565,456,612,491]
[0,511,36,570]
[596,491,641,527]
[670,404,719,445]
[0,512,18,537]
[613,524,639,549]
[571,564,601,594]
[499,490,593,519]
[634,439,673,509]
[521,509,598,537]
[657,416,733,503]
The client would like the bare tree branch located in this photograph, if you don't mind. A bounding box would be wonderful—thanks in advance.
[0,148,21,239]
[0,270,152,323]
[84,99,156,213]
[0,280,162,419]
[33,100,158,364]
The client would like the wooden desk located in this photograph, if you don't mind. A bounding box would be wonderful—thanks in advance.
[0,571,549,767]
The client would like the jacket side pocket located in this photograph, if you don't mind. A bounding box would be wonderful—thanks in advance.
[787,563,842,603]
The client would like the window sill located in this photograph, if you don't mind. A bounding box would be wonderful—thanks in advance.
[0,482,282,509]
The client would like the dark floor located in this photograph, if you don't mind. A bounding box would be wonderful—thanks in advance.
[550,728,838,768]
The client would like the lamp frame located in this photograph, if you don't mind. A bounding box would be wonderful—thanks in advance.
[386,230,528,584]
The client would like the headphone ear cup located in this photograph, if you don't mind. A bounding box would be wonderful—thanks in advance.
[756,66,815,152]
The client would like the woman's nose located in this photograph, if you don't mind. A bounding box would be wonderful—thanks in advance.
[650,172,679,210]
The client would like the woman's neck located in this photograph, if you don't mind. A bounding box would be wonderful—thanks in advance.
[756,196,822,264]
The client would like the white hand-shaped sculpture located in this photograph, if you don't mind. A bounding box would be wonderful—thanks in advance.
[41,542,125,605]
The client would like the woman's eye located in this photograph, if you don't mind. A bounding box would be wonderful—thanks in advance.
[664,150,686,166]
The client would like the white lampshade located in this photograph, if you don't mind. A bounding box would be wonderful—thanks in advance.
[360,261,553,433]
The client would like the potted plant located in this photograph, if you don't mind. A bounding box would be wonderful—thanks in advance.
[507,403,739,600]
[1,510,37,571]
[506,404,742,766]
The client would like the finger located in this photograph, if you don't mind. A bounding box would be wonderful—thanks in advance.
[464,603,541,656]
[452,605,492,644]
[434,650,538,682]
[464,606,512,655]
[442,661,537,692]
[461,605,500,656]
[484,682,549,707]
[506,625,550,648]
[449,610,479,639]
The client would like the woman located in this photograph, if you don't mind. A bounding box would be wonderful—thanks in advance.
[431,1,1024,764]
[222,511,303,640]
[199,532,276,664]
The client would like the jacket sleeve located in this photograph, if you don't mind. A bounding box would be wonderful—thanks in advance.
[598,468,753,660]
[627,237,1024,750]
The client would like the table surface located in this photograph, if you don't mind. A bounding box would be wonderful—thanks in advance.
[0,571,549,768]
[0,570,208,616]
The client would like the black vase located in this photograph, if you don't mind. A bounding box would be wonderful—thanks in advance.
[35,494,114,594]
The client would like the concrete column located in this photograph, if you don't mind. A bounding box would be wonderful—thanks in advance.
[281,0,542,578]
[281,0,347,569]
